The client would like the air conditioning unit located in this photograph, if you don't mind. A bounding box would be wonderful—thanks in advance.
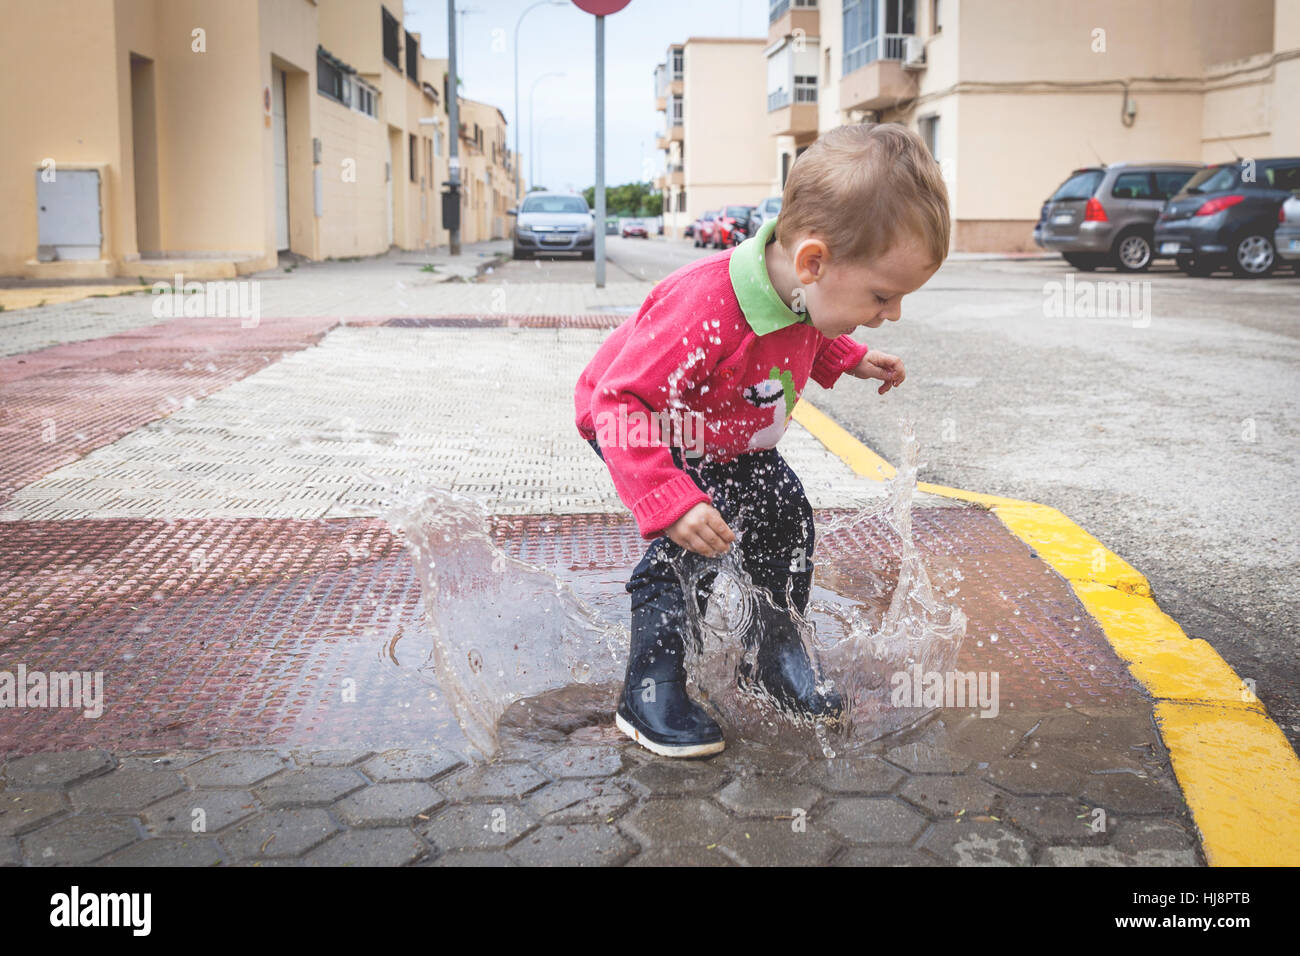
[903,35,926,70]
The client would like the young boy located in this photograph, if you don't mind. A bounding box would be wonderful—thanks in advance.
[574,123,951,757]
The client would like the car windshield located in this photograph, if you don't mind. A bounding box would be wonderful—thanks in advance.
[725,206,751,218]
[766,198,782,213]
[702,210,719,219]
[1180,165,1237,195]
[1049,170,1104,201]
[521,196,589,214]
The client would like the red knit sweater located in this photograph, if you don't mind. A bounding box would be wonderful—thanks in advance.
[575,246,868,539]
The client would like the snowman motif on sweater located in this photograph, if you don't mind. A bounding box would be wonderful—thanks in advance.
[743,367,798,451]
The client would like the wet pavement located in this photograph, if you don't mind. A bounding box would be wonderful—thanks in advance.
[0,284,1259,866]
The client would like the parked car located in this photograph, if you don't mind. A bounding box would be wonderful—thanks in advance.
[693,209,721,247]
[621,220,649,238]
[684,222,695,238]
[712,205,756,248]
[1155,157,1300,276]
[604,217,619,235]
[1276,194,1300,264]
[1033,162,1202,271]
[749,195,782,233]
[510,192,596,260]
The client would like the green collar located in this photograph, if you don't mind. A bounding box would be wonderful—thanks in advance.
[728,215,809,336]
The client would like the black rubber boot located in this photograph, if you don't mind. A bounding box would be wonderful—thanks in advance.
[615,589,725,758]
[737,571,844,723]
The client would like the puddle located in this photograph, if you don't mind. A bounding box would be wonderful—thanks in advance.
[383,419,966,762]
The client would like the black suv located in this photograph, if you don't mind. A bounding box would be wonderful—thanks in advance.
[1154,157,1300,276]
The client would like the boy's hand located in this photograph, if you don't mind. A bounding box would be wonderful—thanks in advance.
[851,350,906,395]
[666,503,735,558]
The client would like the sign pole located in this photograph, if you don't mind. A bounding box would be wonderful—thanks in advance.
[594,14,606,288]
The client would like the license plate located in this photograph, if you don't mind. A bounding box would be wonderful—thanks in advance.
[1290,239,1300,251]
[1160,242,1181,254]
[1052,213,1073,224]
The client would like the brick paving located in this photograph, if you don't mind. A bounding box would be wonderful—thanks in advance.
[0,275,1207,865]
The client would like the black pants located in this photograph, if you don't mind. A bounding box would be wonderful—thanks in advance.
[587,439,815,621]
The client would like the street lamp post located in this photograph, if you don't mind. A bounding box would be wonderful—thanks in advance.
[513,0,567,204]
[529,71,565,190]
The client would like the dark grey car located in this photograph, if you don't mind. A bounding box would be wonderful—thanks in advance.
[1033,162,1203,271]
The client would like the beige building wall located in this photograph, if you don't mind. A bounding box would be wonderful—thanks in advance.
[0,0,508,277]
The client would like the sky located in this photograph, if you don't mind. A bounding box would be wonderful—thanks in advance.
[406,0,770,193]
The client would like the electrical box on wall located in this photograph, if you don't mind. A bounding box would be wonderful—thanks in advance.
[36,168,103,261]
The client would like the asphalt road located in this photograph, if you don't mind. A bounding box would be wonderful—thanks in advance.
[488,237,1300,750]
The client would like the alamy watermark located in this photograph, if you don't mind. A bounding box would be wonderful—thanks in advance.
[151,273,261,328]
[1043,274,1151,328]
[0,664,103,718]
[593,404,706,458]
[891,665,1000,718]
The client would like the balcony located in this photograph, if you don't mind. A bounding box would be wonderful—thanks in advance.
[768,91,818,136]
[666,162,684,187]
[769,0,819,45]
[840,33,913,110]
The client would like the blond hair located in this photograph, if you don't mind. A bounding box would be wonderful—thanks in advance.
[775,123,950,268]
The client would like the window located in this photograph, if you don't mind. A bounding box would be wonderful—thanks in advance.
[919,114,939,162]
[843,0,914,72]
[781,152,791,187]
[932,0,942,33]
[521,195,589,214]
[317,50,349,104]
[676,191,686,213]
[352,78,378,118]
[1265,162,1300,192]
[670,94,683,126]
[382,7,400,69]
[433,128,442,157]
[769,0,790,20]
[1154,170,1195,199]
[1050,169,1105,202]
[409,133,417,182]
[794,74,817,103]
[1111,172,1153,199]
[671,48,683,79]
[1179,165,1237,196]
[405,30,419,82]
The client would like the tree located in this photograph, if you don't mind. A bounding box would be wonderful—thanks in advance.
[583,182,663,217]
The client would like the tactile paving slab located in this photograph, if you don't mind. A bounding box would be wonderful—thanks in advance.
[0,507,1141,759]
[384,314,624,329]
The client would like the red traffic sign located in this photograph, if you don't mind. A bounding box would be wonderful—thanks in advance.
[571,0,631,13]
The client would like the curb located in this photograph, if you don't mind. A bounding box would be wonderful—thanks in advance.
[792,398,1300,866]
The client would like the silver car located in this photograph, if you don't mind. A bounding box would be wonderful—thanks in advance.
[510,192,596,260]
[750,195,782,234]
[1276,194,1300,263]
[1033,162,1203,271]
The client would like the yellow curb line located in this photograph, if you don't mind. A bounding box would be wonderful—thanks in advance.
[0,285,147,311]
[793,398,1300,866]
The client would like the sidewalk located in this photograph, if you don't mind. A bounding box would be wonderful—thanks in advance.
[0,280,1295,866]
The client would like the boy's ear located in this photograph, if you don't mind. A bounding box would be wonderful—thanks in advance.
[792,238,830,284]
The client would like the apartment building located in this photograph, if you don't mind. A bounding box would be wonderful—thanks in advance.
[657,0,1297,252]
[654,39,771,239]
[0,0,516,279]
[457,98,516,244]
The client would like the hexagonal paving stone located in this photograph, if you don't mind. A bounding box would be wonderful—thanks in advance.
[802,757,904,795]
[982,756,1085,796]
[944,716,1034,759]
[303,828,429,866]
[418,803,538,852]
[622,760,728,797]
[1080,772,1182,814]
[919,821,1036,866]
[0,791,69,837]
[252,768,367,809]
[1038,846,1200,867]
[422,850,516,866]
[21,815,140,865]
[291,749,374,768]
[719,819,838,866]
[898,775,1003,818]
[821,797,928,845]
[627,847,735,866]
[186,751,292,788]
[360,748,463,783]
[883,740,975,774]
[3,750,114,789]
[1109,817,1198,854]
[708,746,809,777]
[714,775,822,818]
[333,782,445,827]
[142,789,260,836]
[67,768,186,813]
[104,837,225,867]
[1002,796,1109,844]
[620,798,732,848]
[508,823,637,866]
[219,808,339,860]
[538,747,625,779]
[116,752,205,772]
[0,836,19,866]
[1023,737,1151,774]
[526,779,633,823]
[832,846,939,866]
[436,762,550,802]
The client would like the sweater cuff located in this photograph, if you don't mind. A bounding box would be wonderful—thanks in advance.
[630,472,712,540]
[811,335,870,389]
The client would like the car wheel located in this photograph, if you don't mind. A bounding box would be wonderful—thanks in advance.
[512,246,529,260]
[1112,231,1153,272]
[581,250,594,261]
[1062,253,1100,271]
[1231,233,1275,277]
